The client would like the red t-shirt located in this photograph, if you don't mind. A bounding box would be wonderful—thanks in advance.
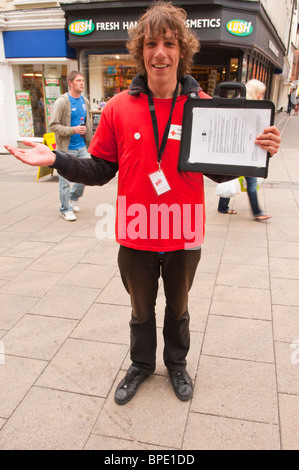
[89,90,206,252]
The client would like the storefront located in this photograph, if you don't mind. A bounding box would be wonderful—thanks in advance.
[3,27,77,140]
[1,6,78,148]
[61,0,285,108]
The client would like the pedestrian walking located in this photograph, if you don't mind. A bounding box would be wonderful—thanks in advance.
[217,79,272,221]
[290,86,299,117]
[49,71,92,221]
[287,90,293,115]
[4,1,281,405]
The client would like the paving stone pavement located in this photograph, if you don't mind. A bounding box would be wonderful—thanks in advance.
[0,113,298,450]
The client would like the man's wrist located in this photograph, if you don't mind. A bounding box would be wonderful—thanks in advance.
[50,150,71,173]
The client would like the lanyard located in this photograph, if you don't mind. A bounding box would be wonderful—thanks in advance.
[147,81,179,169]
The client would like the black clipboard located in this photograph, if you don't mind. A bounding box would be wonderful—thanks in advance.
[178,82,275,177]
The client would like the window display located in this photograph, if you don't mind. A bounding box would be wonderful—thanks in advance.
[21,68,46,137]
[80,49,229,112]
[80,51,136,110]
[191,66,226,96]
[13,64,68,137]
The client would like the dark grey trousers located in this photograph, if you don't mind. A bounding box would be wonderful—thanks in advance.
[118,245,201,374]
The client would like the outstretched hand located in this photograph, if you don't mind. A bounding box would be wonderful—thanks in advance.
[255,126,281,157]
[4,140,56,167]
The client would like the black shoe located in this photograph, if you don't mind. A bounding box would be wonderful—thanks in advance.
[168,369,193,401]
[114,365,149,405]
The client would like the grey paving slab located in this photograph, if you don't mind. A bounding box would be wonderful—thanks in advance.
[36,338,129,397]
[217,263,270,289]
[93,374,190,449]
[272,305,299,342]
[1,269,64,297]
[210,285,272,320]
[58,263,118,289]
[182,413,280,450]
[84,434,167,450]
[279,394,299,450]
[70,302,131,344]
[0,355,47,419]
[202,315,274,363]
[192,355,279,424]
[2,314,77,361]
[0,387,103,450]
[0,256,35,280]
[0,293,38,330]
[275,341,299,395]
[29,284,101,320]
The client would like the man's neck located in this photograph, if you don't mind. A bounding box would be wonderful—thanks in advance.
[147,79,179,99]
[68,90,81,99]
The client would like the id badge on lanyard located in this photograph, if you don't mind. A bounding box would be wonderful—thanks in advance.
[149,167,171,196]
[147,82,179,196]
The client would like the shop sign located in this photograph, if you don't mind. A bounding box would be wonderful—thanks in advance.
[69,18,138,34]
[186,18,221,29]
[69,19,95,35]
[226,19,253,37]
[268,40,279,58]
[68,16,222,37]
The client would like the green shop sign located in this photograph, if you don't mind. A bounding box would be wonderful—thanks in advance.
[226,19,253,37]
[69,19,95,35]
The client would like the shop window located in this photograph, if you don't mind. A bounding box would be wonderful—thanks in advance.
[256,64,260,80]
[252,61,257,79]
[261,65,266,84]
[229,58,239,82]
[80,52,136,110]
[248,57,253,81]
[264,69,268,89]
[20,68,46,137]
[241,55,248,83]
[14,64,67,138]
[191,66,225,96]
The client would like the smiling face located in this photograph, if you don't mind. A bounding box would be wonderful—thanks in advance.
[142,28,183,98]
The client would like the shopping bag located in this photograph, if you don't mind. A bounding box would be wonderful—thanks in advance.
[238,177,261,192]
[238,176,247,192]
[216,178,241,198]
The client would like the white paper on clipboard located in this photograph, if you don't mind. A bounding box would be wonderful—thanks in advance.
[188,107,271,168]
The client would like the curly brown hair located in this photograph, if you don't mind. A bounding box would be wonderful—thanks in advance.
[127,1,200,80]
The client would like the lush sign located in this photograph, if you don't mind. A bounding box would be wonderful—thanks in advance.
[69,20,95,35]
[226,19,253,37]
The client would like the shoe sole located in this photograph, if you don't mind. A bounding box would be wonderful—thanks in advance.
[61,215,76,222]
[114,392,137,406]
[172,388,193,402]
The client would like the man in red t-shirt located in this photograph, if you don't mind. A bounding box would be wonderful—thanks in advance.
[5,2,281,406]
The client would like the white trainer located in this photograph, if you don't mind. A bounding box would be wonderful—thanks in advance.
[69,200,80,212]
[62,210,76,221]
